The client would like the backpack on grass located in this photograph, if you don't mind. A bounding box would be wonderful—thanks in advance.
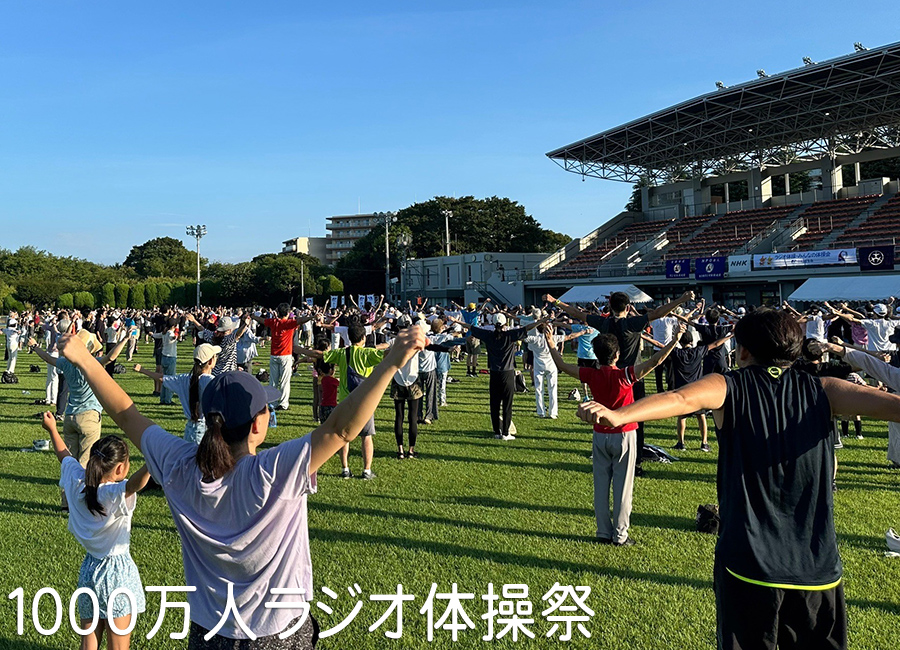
[1,371,19,384]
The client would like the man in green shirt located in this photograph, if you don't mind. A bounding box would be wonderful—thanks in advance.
[295,324,385,479]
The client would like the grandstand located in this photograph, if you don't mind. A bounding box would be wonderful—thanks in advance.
[528,40,900,305]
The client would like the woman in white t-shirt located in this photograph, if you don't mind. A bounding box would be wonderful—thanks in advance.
[41,411,151,650]
[132,343,221,444]
[56,326,426,649]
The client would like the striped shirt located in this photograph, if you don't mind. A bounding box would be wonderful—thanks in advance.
[198,330,238,376]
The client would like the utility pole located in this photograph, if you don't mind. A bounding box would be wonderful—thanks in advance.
[185,225,207,309]
[300,259,305,304]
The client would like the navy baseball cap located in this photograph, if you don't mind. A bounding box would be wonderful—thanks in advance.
[201,371,281,429]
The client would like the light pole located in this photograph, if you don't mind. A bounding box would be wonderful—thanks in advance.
[378,212,397,300]
[441,209,453,256]
[185,224,207,309]
[397,232,412,303]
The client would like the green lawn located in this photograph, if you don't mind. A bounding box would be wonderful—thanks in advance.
[0,338,898,649]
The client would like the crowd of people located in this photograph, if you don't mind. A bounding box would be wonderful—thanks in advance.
[3,290,900,649]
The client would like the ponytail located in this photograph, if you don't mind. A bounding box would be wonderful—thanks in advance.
[188,359,204,421]
[82,436,129,517]
[195,408,266,482]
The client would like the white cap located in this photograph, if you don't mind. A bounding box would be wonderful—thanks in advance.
[194,343,222,364]
[873,303,888,316]
[495,313,508,326]
[217,316,238,331]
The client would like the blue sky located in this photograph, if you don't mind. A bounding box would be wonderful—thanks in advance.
[2,1,898,264]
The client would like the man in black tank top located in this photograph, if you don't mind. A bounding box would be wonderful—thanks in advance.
[573,308,900,650]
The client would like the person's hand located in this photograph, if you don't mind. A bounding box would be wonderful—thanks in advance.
[542,293,557,304]
[543,327,555,345]
[576,401,618,428]
[57,333,90,364]
[41,411,57,434]
[680,291,695,302]
[675,322,687,337]
[808,340,826,357]
[27,337,37,348]
[133,364,142,373]
[385,325,427,368]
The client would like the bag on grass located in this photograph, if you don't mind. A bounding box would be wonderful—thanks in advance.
[113,364,126,374]
[30,365,41,373]
[567,388,581,401]
[696,504,720,535]
[1,371,19,384]
[256,370,270,384]
[515,371,527,393]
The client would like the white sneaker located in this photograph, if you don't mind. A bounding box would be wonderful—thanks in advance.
[549,415,558,420]
[501,434,516,441]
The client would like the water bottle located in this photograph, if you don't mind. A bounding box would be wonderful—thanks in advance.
[268,404,277,428]
[21,390,31,395]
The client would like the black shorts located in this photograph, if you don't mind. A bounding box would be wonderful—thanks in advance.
[154,348,163,366]
[523,348,534,366]
[714,560,846,650]
[577,358,600,370]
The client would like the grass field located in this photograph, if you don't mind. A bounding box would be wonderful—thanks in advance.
[0,337,898,649]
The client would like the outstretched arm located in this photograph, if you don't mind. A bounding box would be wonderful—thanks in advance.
[57,335,155,451]
[28,339,58,367]
[98,331,132,366]
[132,364,164,381]
[577,373,728,429]
[821,376,900,420]
[310,327,426,472]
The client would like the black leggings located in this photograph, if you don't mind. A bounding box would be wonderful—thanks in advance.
[633,379,645,469]
[489,370,516,436]
[394,398,420,447]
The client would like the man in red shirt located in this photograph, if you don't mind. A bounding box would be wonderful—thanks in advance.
[252,304,309,411]
[546,324,683,545]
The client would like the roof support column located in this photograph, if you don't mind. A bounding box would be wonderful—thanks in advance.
[748,167,771,208]
[821,155,842,200]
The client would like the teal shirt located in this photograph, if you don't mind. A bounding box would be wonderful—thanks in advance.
[55,358,102,416]
[571,323,598,360]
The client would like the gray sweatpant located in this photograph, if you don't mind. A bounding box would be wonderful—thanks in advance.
[592,430,637,544]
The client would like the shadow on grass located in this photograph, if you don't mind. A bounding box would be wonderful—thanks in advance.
[413,452,591,474]
[0,472,60,486]
[309,526,710,590]
[0,496,172,533]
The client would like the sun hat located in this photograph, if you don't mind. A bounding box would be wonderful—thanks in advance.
[201,371,281,430]
[194,343,222,364]
[217,316,238,332]
[873,303,888,316]
[76,329,104,355]
[468,302,476,310]
[495,313,508,327]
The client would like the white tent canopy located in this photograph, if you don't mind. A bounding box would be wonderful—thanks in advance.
[558,284,653,304]
[788,275,900,302]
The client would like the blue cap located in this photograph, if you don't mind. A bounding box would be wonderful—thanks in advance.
[201,371,281,429]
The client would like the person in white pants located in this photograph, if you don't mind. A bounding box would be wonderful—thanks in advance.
[525,322,574,419]
[3,317,21,374]
[251,303,308,411]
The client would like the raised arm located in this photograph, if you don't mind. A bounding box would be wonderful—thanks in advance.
[542,294,589,322]
[634,326,684,380]
[42,412,72,463]
[578,373,728,429]
[545,329,580,380]
[309,327,426,472]
[28,339,58,367]
[125,466,152,497]
[57,335,155,451]
[706,333,733,351]
[98,330,132,366]
[646,291,695,322]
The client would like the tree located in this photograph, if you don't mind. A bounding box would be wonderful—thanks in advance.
[129,283,146,309]
[124,237,206,279]
[335,196,570,293]
[205,262,256,306]
[73,291,95,310]
[145,283,158,307]
[101,283,116,308]
[156,282,172,305]
[115,283,130,308]
[318,274,344,295]
[252,254,313,304]
[624,175,651,212]
[57,293,74,309]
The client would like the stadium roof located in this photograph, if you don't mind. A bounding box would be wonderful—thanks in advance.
[547,41,900,184]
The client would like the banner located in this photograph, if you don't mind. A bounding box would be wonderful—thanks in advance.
[330,295,338,309]
[858,245,895,272]
[665,259,690,279]
[305,297,314,307]
[358,295,365,308]
[695,256,726,280]
[753,249,857,270]
[727,255,752,276]
[366,294,375,306]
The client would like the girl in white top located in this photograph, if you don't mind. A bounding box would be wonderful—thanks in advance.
[41,412,151,650]
[132,343,220,444]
